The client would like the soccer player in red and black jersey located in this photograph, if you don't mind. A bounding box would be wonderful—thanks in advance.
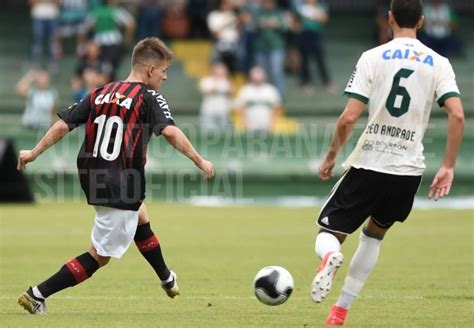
[16,37,214,314]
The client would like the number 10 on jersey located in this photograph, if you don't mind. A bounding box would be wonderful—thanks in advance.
[93,115,124,161]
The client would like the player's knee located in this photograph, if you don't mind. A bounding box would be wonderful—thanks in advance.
[318,228,346,244]
[88,246,111,267]
[95,256,110,267]
[364,218,389,240]
[138,203,150,225]
[92,253,110,267]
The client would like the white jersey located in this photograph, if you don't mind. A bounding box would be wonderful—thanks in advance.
[342,37,460,176]
[235,83,281,132]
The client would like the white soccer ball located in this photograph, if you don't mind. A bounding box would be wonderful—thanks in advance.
[253,266,294,306]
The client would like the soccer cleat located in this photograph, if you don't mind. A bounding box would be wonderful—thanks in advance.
[326,304,348,326]
[311,251,344,303]
[18,288,47,315]
[161,271,180,298]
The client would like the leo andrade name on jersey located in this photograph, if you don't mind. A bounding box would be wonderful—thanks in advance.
[365,123,416,141]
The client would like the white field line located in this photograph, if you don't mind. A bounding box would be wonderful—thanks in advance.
[186,196,474,209]
[0,295,424,301]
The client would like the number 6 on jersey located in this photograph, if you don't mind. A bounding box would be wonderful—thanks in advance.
[386,68,414,117]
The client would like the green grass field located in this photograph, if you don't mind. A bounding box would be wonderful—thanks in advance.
[0,202,473,327]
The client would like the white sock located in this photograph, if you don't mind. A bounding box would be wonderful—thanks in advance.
[32,286,45,300]
[336,230,382,309]
[315,232,341,259]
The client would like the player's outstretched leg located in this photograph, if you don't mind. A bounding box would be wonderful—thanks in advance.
[311,251,344,303]
[135,204,179,298]
[327,221,386,326]
[18,248,107,314]
[311,231,344,303]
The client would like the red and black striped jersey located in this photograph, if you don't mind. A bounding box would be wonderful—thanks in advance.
[58,81,175,210]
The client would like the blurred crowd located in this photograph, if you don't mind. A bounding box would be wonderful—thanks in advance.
[19,0,464,132]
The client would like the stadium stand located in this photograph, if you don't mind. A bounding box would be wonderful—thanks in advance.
[0,4,472,201]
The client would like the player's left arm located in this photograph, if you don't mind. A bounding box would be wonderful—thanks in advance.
[149,93,214,180]
[429,96,464,200]
[161,126,215,180]
[319,98,366,180]
[17,119,70,171]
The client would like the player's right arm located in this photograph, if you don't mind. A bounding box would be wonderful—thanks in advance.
[17,119,70,171]
[18,94,92,171]
[319,98,366,180]
[319,51,370,180]
[429,96,464,201]
[161,126,215,180]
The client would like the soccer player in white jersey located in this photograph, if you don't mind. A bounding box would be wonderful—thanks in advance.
[310,0,464,325]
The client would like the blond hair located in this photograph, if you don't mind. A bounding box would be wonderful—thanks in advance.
[131,37,173,67]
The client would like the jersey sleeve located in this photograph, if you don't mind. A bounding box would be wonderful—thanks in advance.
[147,92,175,136]
[435,58,460,107]
[344,52,372,104]
[57,94,91,130]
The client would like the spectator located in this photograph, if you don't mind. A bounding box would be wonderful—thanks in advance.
[82,0,136,80]
[254,0,288,97]
[29,0,60,71]
[199,62,233,131]
[162,0,190,39]
[71,40,111,102]
[55,0,90,58]
[187,0,209,39]
[234,0,259,74]
[235,66,281,133]
[16,70,59,129]
[293,0,334,93]
[75,40,113,82]
[207,0,240,74]
[375,0,392,45]
[136,0,164,40]
[72,67,108,103]
[420,0,463,57]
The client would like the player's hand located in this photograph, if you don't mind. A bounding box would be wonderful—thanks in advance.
[17,150,37,171]
[319,158,336,181]
[428,166,454,201]
[195,158,215,181]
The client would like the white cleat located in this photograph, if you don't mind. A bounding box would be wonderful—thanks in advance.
[161,271,180,298]
[311,252,344,303]
[18,288,47,314]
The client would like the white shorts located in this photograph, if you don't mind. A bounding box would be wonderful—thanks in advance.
[91,206,139,258]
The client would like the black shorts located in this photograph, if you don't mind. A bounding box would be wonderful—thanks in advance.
[317,167,422,234]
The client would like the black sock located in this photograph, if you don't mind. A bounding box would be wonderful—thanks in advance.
[134,222,170,281]
[37,252,100,298]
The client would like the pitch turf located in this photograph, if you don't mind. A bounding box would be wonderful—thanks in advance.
[0,202,472,327]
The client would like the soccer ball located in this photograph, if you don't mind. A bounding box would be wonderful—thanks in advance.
[253,266,294,306]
